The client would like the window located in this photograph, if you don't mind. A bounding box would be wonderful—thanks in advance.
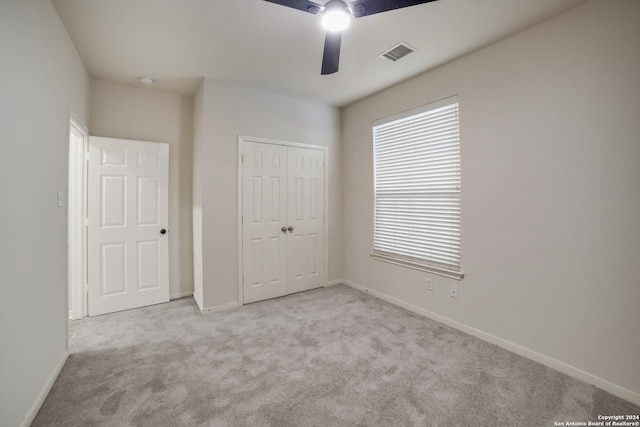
[372,96,463,280]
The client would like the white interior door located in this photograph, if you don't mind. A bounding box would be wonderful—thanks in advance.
[241,140,325,304]
[242,142,288,304]
[88,136,169,316]
[287,147,325,294]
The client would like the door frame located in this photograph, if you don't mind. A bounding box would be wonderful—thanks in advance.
[237,135,329,306]
[68,113,89,320]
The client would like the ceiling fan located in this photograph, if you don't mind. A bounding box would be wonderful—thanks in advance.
[264,0,438,75]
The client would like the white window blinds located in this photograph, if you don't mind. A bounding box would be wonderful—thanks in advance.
[372,96,462,279]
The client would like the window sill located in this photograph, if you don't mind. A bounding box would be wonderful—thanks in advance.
[370,253,464,281]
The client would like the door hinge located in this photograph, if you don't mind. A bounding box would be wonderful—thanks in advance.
[86,152,90,160]
[241,154,244,163]
[83,284,88,293]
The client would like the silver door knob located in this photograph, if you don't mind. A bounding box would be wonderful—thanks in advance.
[281,226,287,232]
[288,226,294,232]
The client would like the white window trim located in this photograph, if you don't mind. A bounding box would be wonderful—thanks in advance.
[371,95,464,281]
[370,253,463,280]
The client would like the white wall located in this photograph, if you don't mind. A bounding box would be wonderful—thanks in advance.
[195,79,343,309]
[0,1,90,425]
[90,79,194,300]
[342,0,640,403]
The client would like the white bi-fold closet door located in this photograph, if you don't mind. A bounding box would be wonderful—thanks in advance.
[241,139,326,304]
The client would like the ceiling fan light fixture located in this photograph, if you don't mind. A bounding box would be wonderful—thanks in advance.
[139,76,155,85]
[263,0,439,75]
[321,0,351,32]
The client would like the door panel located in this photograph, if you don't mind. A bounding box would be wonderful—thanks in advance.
[101,175,126,227]
[241,141,326,304]
[287,147,325,294]
[242,142,288,304]
[138,240,160,289]
[88,137,169,316]
[137,176,160,225]
[101,243,126,295]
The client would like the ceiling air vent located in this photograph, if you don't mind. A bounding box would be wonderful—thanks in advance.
[380,42,416,62]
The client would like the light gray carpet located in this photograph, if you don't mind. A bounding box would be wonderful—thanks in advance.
[33,284,638,426]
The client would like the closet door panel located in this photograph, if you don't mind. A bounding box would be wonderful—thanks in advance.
[242,142,288,304]
[287,147,325,294]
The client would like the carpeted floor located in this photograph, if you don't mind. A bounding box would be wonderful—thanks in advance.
[33,284,638,426]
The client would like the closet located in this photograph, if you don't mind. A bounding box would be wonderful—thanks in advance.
[240,138,326,303]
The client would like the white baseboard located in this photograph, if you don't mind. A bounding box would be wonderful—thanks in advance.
[341,278,640,407]
[170,289,194,300]
[326,279,343,287]
[200,301,240,315]
[21,351,69,427]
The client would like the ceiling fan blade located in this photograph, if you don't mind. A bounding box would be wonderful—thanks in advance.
[351,0,438,18]
[321,32,342,75]
[263,0,322,14]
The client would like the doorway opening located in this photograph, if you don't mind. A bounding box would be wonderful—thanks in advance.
[68,115,88,321]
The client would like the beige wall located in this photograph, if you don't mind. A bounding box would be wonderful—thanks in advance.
[195,79,343,309]
[341,0,640,403]
[0,1,90,425]
[90,79,194,299]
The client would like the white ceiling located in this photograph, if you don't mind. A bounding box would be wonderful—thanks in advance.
[52,0,586,106]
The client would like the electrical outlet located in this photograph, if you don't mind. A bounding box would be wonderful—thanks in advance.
[425,278,433,291]
[450,285,458,298]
